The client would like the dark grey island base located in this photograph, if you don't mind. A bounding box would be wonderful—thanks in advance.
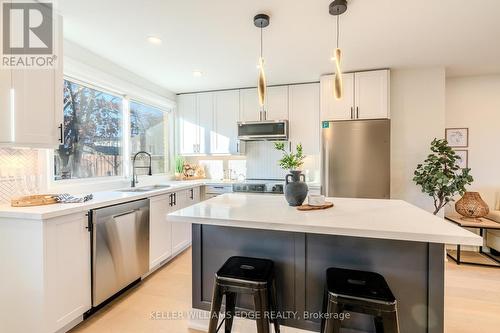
[192,224,444,333]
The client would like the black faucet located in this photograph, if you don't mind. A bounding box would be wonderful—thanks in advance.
[131,151,152,187]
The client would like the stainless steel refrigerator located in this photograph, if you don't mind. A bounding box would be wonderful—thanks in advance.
[321,119,390,199]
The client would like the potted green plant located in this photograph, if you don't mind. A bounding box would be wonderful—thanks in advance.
[413,139,473,215]
[175,156,185,180]
[274,142,308,206]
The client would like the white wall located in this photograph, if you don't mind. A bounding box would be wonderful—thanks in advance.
[446,75,500,209]
[390,68,446,213]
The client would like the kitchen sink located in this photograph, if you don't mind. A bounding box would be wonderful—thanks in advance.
[116,184,171,193]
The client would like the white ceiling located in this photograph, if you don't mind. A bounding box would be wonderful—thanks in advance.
[60,0,500,94]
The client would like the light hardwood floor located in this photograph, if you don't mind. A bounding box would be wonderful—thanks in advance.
[71,248,500,333]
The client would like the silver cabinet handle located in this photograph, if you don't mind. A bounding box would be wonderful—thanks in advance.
[356,106,359,119]
[350,107,354,119]
[112,209,138,219]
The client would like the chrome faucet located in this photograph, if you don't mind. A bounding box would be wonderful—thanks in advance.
[131,151,152,187]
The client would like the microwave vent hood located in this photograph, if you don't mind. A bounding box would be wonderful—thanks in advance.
[237,120,288,141]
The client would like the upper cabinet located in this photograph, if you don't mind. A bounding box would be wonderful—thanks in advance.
[0,15,63,148]
[239,88,259,122]
[239,86,288,121]
[320,69,390,121]
[212,90,241,154]
[178,90,241,155]
[289,83,320,155]
[266,86,289,120]
[320,73,355,121]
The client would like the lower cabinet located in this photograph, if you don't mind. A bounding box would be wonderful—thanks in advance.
[149,186,202,270]
[44,212,91,332]
[171,187,200,255]
[0,212,91,333]
[149,194,173,270]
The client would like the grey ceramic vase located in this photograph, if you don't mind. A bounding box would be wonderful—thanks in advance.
[285,170,308,206]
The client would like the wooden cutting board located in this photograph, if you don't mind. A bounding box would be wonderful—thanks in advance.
[297,202,334,211]
[11,194,58,207]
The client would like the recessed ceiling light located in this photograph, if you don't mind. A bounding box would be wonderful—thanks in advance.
[147,36,162,45]
[192,71,203,77]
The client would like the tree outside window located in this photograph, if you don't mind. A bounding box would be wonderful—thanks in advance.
[54,80,123,180]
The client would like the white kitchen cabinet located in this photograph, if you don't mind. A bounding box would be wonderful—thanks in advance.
[178,92,213,154]
[149,194,173,270]
[0,68,12,142]
[44,212,91,332]
[289,83,320,155]
[212,90,241,154]
[197,92,214,154]
[0,212,91,333]
[266,86,289,120]
[171,188,198,255]
[239,88,259,122]
[178,94,198,154]
[320,70,389,121]
[239,86,289,121]
[354,70,390,119]
[320,73,355,121]
[0,14,63,147]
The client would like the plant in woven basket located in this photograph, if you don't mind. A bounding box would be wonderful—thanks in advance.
[413,139,473,215]
[274,142,305,170]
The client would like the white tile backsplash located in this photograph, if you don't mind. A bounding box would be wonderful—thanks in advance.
[0,148,40,203]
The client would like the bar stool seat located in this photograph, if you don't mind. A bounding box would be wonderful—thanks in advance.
[208,256,280,333]
[322,267,400,333]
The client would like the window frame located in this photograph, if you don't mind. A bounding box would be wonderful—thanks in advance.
[48,75,174,186]
[128,98,172,175]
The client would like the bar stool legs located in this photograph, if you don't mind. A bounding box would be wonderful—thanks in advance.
[224,292,236,333]
[208,282,224,333]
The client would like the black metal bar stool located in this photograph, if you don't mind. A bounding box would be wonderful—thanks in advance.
[322,267,400,333]
[208,256,280,333]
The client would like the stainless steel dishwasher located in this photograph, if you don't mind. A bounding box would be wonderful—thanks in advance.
[91,199,149,307]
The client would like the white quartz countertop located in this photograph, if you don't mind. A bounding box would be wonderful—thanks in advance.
[169,193,482,246]
[0,180,208,220]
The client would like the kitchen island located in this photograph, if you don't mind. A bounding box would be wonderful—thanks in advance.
[169,193,482,333]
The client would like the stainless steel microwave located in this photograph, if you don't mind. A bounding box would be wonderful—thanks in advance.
[237,120,288,141]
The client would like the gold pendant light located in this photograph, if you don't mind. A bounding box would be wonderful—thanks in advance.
[254,14,270,118]
[329,0,347,100]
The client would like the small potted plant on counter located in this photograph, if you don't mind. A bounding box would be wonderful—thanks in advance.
[274,142,308,206]
[175,156,185,180]
[413,139,473,215]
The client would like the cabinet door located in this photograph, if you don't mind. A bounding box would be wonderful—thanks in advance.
[178,94,198,154]
[212,90,240,154]
[239,88,259,122]
[0,68,12,142]
[10,15,63,147]
[266,86,289,120]
[197,92,214,154]
[149,194,172,270]
[44,213,91,332]
[354,70,389,119]
[320,73,354,121]
[171,190,192,255]
[289,83,320,155]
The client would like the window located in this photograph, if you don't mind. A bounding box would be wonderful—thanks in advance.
[54,80,123,180]
[53,78,172,181]
[130,101,168,174]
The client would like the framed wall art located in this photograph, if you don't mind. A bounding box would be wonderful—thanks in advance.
[445,128,469,147]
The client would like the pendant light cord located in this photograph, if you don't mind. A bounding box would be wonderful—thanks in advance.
[260,24,263,58]
[336,14,340,49]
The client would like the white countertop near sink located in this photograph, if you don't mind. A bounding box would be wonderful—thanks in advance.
[169,193,482,246]
[0,180,208,220]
